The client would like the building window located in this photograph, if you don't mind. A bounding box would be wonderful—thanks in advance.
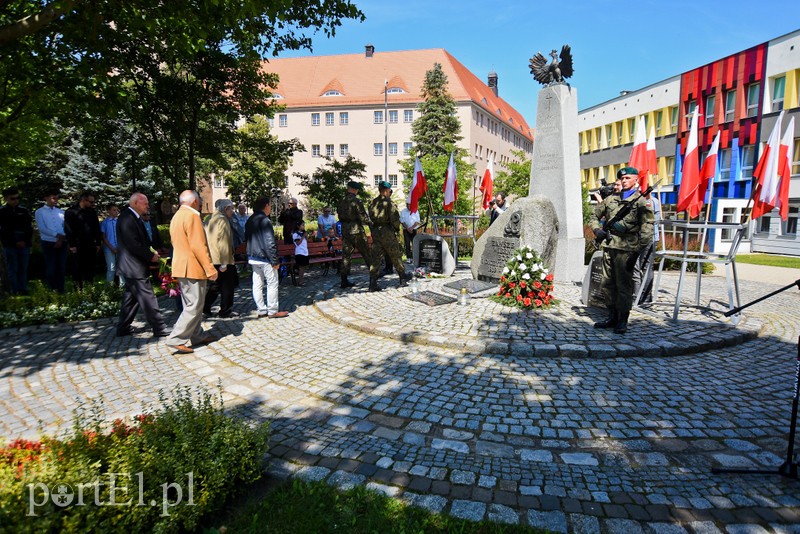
[684,100,696,129]
[704,95,715,126]
[389,174,398,187]
[670,106,679,133]
[389,142,397,156]
[746,83,760,118]
[404,110,413,123]
[605,125,613,147]
[721,207,738,241]
[322,90,343,97]
[718,148,731,182]
[311,144,320,157]
[617,121,623,144]
[325,112,334,126]
[213,175,223,188]
[403,142,412,156]
[326,144,334,157]
[772,76,786,112]
[741,145,755,179]
[373,175,383,186]
[655,111,663,133]
[387,87,405,94]
[666,157,675,185]
[279,114,287,127]
[784,206,798,235]
[389,110,398,123]
[340,144,349,156]
[374,111,383,124]
[339,112,349,125]
[724,90,736,123]
[374,143,383,156]
[311,113,320,126]
[794,139,800,177]
[759,214,771,233]
[267,117,274,128]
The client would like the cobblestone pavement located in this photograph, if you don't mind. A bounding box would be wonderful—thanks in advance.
[2,265,800,533]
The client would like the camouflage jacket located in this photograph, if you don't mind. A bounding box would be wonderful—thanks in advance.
[336,193,372,235]
[368,196,400,232]
[590,190,654,252]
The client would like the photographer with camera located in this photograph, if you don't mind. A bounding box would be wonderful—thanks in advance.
[487,192,508,226]
[292,220,309,286]
[589,167,654,334]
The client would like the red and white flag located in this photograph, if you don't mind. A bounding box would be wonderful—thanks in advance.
[776,116,796,221]
[646,123,658,188]
[676,107,701,218]
[479,157,494,210]
[407,156,428,213]
[694,129,721,211]
[443,152,458,212]
[628,115,650,191]
[751,110,785,220]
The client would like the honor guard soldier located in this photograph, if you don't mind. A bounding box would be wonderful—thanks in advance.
[336,180,373,288]
[589,167,654,334]
[368,181,413,292]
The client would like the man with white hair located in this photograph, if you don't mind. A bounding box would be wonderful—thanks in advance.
[116,192,168,338]
[166,190,218,354]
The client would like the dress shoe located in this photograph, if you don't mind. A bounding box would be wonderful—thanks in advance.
[152,331,169,338]
[218,311,240,318]
[196,335,216,346]
[168,344,194,354]
[116,327,134,337]
[268,311,289,319]
[593,307,618,329]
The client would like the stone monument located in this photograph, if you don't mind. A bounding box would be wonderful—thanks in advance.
[527,85,585,283]
[413,233,456,276]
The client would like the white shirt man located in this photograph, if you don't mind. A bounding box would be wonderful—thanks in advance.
[399,204,421,262]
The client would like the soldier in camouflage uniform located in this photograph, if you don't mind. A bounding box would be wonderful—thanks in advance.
[367,181,413,292]
[589,167,654,334]
[336,181,373,288]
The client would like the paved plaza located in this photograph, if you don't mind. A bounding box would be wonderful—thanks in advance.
[2,264,800,533]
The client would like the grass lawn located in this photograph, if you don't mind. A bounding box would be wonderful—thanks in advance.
[209,479,546,534]
[735,253,800,269]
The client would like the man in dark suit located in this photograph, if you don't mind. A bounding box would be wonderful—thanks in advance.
[116,192,169,338]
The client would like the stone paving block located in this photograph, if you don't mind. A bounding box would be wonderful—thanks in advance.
[331,405,370,419]
[476,440,515,458]
[478,475,496,488]
[521,449,553,462]
[450,469,476,485]
[443,428,473,440]
[327,415,355,429]
[724,525,771,534]
[560,452,599,466]
[327,470,365,490]
[365,482,401,497]
[488,503,519,525]
[450,500,486,522]
[606,518,644,534]
[404,492,447,513]
[645,523,688,534]
[688,521,723,534]
[520,485,543,496]
[570,513,600,533]
[294,465,330,482]
[432,438,469,454]
[527,510,567,533]
[768,524,800,534]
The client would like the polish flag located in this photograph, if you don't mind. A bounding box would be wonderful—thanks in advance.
[406,156,428,213]
[694,129,721,211]
[628,115,650,191]
[777,116,796,220]
[479,157,494,210]
[443,152,458,212]
[676,107,701,218]
[751,110,785,220]
[646,123,658,188]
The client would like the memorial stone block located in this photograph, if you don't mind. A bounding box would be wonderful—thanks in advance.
[413,234,456,276]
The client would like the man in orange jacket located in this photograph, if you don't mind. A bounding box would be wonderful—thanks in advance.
[166,190,219,354]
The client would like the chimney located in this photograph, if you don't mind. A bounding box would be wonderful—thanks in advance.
[487,70,498,97]
[365,44,375,58]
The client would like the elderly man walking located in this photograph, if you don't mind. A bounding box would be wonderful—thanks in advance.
[166,190,218,354]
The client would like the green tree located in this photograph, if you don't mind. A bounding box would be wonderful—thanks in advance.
[493,149,531,199]
[224,116,304,208]
[297,155,368,213]
[410,63,462,158]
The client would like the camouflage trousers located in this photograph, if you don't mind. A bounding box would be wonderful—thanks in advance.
[369,227,406,277]
[340,233,371,277]
[600,248,636,313]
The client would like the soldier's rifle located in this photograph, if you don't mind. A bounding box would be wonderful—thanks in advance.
[592,178,662,251]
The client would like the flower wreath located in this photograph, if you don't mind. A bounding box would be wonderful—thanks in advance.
[490,246,555,309]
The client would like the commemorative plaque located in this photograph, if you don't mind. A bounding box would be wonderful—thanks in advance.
[476,236,520,282]
[581,250,605,307]
[404,290,457,306]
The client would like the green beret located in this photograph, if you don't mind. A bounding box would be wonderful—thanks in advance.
[378,180,392,190]
[347,180,363,190]
[617,167,639,179]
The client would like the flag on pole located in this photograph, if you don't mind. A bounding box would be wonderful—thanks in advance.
[751,110,785,220]
[676,107,701,217]
[694,129,721,211]
[628,115,650,191]
[407,156,428,213]
[646,123,658,187]
[777,116,795,221]
[443,152,458,212]
[479,157,494,210]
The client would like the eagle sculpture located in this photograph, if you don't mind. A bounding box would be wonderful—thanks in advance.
[529,45,574,86]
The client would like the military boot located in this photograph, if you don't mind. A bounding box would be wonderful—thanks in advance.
[340,275,355,289]
[368,276,382,292]
[593,307,617,329]
[614,311,630,334]
[398,271,413,287]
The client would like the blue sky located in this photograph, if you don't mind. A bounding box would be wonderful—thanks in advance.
[278,1,799,127]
